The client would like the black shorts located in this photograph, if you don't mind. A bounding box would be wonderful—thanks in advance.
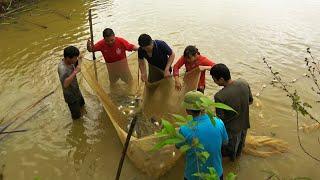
[67,96,85,120]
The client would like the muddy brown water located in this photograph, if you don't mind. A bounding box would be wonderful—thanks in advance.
[0,0,320,179]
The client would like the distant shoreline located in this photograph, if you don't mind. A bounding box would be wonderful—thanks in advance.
[0,0,37,16]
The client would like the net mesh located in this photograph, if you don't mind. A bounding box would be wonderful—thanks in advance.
[81,53,289,177]
[81,53,200,177]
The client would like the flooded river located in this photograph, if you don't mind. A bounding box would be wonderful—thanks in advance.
[0,0,320,179]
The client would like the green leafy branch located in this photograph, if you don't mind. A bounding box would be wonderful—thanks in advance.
[262,48,320,162]
[152,96,237,180]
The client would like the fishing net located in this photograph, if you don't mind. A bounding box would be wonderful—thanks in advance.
[300,122,320,133]
[81,53,201,177]
[244,135,289,158]
[81,53,289,177]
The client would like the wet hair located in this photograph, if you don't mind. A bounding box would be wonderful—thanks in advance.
[103,28,115,38]
[210,63,231,81]
[63,46,80,58]
[183,45,200,58]
[138,34,152,47]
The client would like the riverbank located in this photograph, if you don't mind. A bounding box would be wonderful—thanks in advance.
[0,0,37,17]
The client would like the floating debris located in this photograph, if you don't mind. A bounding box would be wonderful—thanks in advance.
[172,151,176,157]
[244,135,289,158]
[133,131,138,137]
[300,123,320,133]
[258,113,264,118]
[255,101,261,107]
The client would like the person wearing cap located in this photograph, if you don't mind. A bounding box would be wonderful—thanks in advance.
[173,45,215,93]
[210,63,253,161]
[87,28,138,84]
[137,33,175,83]
[176,90,228,180]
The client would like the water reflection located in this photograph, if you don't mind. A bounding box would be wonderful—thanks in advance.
[66,119,90,172]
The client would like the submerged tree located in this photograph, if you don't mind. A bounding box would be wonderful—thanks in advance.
[263,48,320,162]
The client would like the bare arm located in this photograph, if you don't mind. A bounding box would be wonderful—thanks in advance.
[199,66,213,71]
[63,66,80,88]
[87,38,95,52]
[248,85,253,105]
[138,59,148,82]
[165,51,175,72]
[132,45,139,51]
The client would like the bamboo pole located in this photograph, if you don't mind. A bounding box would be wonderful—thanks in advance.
[115,116,138,180]
[88,9,98,81]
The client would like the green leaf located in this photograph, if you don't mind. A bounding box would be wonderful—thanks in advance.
[200,97,215,106]
[207,167,217,175]
[196,101,202,108]
[180,144,191,153]
[214,103,237,113]
[171,114,187,122]
[201,151,210,160]
[192,138,200,146]
[207,111,216,126]
[190,121,198,128]
[303,102,312,108]
[155,130,168,138]
[196,151,210,163]
[152,137,184,151]
[193,140,204,149]
[186,115,193,122]
[161,119,175,134]
[226,172,237,180]
[175,122,187,126]
[176,133,185,140]
[192,172,206,178]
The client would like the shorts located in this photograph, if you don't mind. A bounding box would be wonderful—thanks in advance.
[67,96,85,120]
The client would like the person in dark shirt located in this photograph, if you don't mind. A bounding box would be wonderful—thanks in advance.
[210,63,253,161]
[137,34,175,83]
[58,46,85,120]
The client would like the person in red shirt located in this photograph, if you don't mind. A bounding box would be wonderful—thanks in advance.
[87,28,138,84]
[173,45,215,93]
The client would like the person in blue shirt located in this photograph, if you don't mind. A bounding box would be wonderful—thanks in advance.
[137,34,175,83]
[176,90,228,180]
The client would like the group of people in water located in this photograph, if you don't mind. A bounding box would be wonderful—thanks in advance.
[58,28,253,180]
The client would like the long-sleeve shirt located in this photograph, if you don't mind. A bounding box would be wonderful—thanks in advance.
[173,55,215,89]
